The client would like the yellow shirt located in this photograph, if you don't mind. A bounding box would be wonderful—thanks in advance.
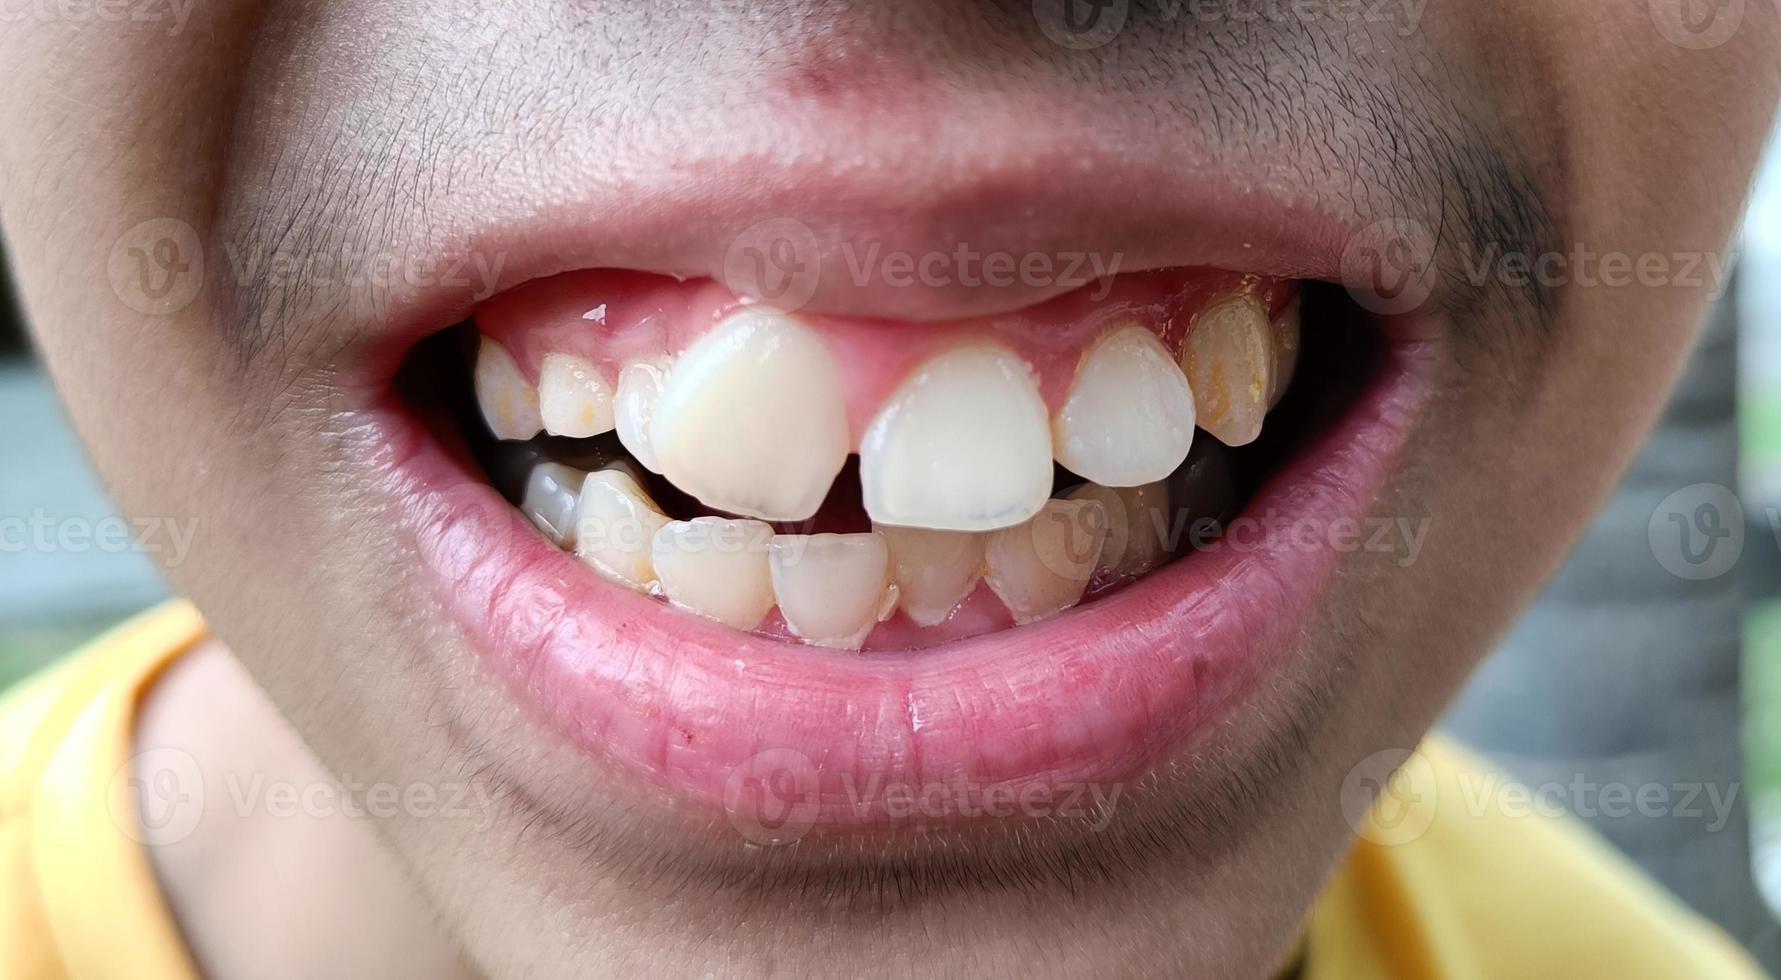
[1,603,1768,979]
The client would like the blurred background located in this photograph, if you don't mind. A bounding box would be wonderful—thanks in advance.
[3,121,1780,965]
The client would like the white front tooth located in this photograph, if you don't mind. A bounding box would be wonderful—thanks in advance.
[1052,326,1196,487]
[861,345,1053,532]
[1067,481,1169,577]
[574,469,670,592]
[768,533,895,650]
[539,353,616,438]
[650,312,849,521]
[615,357,671,473]
[651,517,776,629]
[522,462,586,547]
[983,499,1108,624]
[875,525,984,627]
[475,337,542,441]
[1181,294,1273,447]
[1267,297,1300,408]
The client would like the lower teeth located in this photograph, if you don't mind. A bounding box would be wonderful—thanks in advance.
[483,427,1238,650]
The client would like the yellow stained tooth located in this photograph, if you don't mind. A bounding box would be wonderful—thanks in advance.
[474,337,542,441]
[1268,296,1301,408]
[861,345,1053,532]
[983,498,1107,625]
[768,532,896,650]
[651,517,776,629]
[1067,481,1169,578]
[1052,325,1196,487]
[574,469,670,592]
[1181,293,1273,447]
[539,353,616,438]
[875,525,985,627]
[650,312,850,522]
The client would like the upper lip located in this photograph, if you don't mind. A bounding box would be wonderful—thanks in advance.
[346,123,1363,384]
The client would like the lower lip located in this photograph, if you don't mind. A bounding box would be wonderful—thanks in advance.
[360,343,1430,828]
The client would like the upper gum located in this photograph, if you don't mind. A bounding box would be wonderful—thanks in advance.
[474,268,1295,445]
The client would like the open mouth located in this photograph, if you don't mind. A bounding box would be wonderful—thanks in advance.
[375,260,1425,831]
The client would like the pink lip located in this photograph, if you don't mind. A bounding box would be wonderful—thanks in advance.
[357,336,1430,827]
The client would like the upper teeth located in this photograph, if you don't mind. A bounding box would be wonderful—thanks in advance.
[538,353,616,439]
[614,356,671,473]
[1052,325,1197,487]
[471,284,1293,642]
[1181,294,1272,447]
[649,312,851,522]
[475,339,543,441]
[859,345,1054,533]
[1268,296,1301,409]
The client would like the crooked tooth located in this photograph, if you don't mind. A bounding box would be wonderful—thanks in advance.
[875,525,984,627]
[861,345,1053,532]
[615,357,671,473]
[1181,294,1273,447]
[1268,297,1301,408]
[650,312,850,521]
[769,533,897,650]
[522,462,586,547]
[574,469,671,592]
[475,338,542,441]
[1067,481,1170,577]
[651,517,776,629]
[539,353,616,438]
[1053,325,1196,487]
[983,499,1107,625]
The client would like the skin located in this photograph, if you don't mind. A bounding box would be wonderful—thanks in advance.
[3,1,1778,977]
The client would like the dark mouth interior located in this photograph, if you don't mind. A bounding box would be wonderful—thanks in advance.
[395,280,1383,615]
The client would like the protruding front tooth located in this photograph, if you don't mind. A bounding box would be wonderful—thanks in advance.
[614,357,671,473]
[875,525,984,627]
[1052,326,1196,487]
[651,518,777,629]
[650,312,850,521]
[574,469,670,592]
[768,533,897,650]
[1268,296,1301,408]
[539,353,616,438]
[475,337,542,441]
[983,499,1107,625]
[1066,481,1169,577]
[861,345,1053,532]
[1181,294,1273,447]
[522,462,586,547]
